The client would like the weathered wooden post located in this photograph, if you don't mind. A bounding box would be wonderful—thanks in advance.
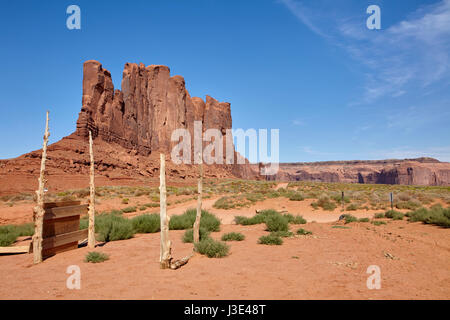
[390,192,394,210]
[88,131,96,248]
[341,191,345,211]
[193,151,203,244]
[159,153,172,269]
[33,111,50,264]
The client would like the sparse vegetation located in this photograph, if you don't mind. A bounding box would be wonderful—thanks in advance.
[341,214,357,224]
[121,206,137,213]
[346,203,359,211]
[358,218,370,223]
[283,214,307,224]
[0,223,34,247]
[288,192,305,201]
[85,251,109,263]
[0,233,18,246]
[396,199,422,210]
[374,213,385,219]
[408,205,450,228]
[296,228,312,235]
[234,209,279,226]
[121,198,129,204]
[270,230,294,238]
[194,238,229,258]
[311,196,337,211]
[169,209,220,232]
[182,228,210,243]
[131,213,160,233]
[258,234,283,245]
[221,232,245,241]
[265,214,289,232]
[372,221,387,226]
[385,210,404,220]
[95,212,135,242]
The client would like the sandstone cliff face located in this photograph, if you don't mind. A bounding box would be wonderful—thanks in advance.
[76,60,234,156]
[75,60,256,180]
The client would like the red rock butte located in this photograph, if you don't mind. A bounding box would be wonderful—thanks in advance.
[76,60,235,156]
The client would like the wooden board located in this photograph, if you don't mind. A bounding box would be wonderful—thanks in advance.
[43,200,81,209]
[44,204,88,221]
[42,229,88,251]
[42,242,78,259]
[43,215,80,238]
[0,245,31,254]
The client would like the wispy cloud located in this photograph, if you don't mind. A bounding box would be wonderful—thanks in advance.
[281,0,450,103]
[292,118,304,126]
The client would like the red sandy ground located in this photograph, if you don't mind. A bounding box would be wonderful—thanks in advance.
[0,195,449,300]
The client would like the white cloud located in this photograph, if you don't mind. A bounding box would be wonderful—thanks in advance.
[281,0,450,103]
[292,119,304,126]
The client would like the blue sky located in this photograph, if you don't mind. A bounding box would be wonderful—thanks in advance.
[0,0,449,162]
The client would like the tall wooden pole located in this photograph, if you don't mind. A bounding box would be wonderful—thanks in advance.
[33,111,50,264]
[88,131,96,248]
[159,154,172,269]
[193,151,203,244]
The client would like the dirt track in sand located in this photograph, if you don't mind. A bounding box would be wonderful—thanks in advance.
[0,195,449,300]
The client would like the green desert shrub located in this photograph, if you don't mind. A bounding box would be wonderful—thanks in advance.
[346,203,359,211]
[234,209,280,226]
[397,192,411,201]
[0,222,35,246]
[371,221,387,226]
[270,230,294,238]
[311,196,337,211]
[395,199,422,210]
[0,233,18,246]
[121,198,129,204]
[341,214,357,224]
[121,206,137,213]
[385,210,404,221]
[142,202,160,208]
[245,193,265,203]
[332,194,351,204]
[258,234,283,245]
[95,213,135,242]
[288,193,305,201]
[182,228,211,243]
[265,214,289,232]
[213,196,236,210]
[296,228,312,235]
[374,213,385,219]
[85,251,109,263]
[169,209,220,232]
[221,232,245,241]
[79,218,88,230]
[408,205,450,228]
[131,214,160,233]
[358,218,370,223]
[283,214,307,225]
[194,238,229,258]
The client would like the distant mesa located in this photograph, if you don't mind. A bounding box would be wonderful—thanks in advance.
[263,157,450,186]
